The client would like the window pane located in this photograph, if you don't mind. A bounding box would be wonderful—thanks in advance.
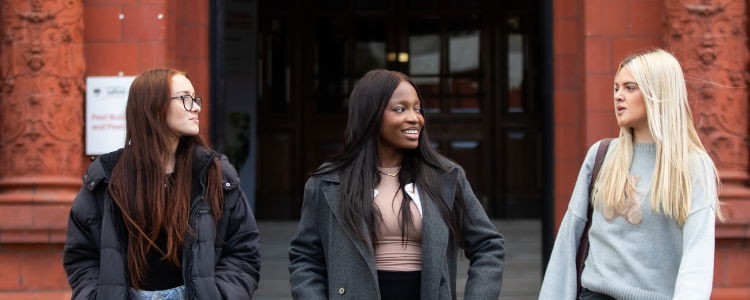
[265,18,290,112]
[449,16,480,74]
[412,76,440,95]
[449,97,480,113]
[448,77,479,95]
[507,16,525,113]
[356,18,386,75]
[316,18,349,113]
[409,17,441,76]
[422,96,441,114]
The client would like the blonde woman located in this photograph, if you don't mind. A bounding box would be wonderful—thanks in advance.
[540,49,722,300]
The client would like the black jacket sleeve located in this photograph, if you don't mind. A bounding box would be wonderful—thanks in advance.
[214,187,262,299]
[63,185,102,300]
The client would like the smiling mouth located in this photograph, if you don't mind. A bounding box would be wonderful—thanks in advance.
[402,129,419,135]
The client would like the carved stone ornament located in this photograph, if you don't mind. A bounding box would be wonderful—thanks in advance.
[0,0,85,201]
[667,0,750,179]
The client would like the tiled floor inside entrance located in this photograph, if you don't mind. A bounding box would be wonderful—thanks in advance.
[255,220,542,300]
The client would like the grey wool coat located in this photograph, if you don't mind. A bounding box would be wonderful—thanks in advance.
[288,160,505,300]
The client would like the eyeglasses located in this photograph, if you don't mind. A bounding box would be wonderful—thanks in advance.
[171,95,202,111]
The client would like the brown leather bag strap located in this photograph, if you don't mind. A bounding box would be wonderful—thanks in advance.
[575,138,614,298]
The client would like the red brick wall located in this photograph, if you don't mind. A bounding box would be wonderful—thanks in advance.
[83,0,210,147]
[0,244,71,298]
[167,0,211,143]
[714,245,750,298]
[553,0,584,233]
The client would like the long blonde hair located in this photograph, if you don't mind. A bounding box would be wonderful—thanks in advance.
[592,49,723,225]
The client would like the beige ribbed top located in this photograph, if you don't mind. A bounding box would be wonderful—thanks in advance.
[373,166,423,271]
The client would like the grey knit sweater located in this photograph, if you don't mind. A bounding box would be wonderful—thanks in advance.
[540,140,716,300]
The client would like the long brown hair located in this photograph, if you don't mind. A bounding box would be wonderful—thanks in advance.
[108,68,224,289]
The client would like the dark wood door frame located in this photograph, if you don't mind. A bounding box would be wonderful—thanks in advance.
[216,0,554,227]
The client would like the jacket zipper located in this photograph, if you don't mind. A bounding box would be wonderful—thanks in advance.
[182,152,218,300]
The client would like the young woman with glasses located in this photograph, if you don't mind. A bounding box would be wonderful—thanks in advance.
[63,68,261,300]
[288,69,506,300]
[540,49,723,300]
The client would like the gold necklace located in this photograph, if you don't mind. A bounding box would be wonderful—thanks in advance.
[378,168,400,177]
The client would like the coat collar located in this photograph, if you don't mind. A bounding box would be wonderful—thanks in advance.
[320,164,460,299]
[82,148,123,191]
[82,146,240,191]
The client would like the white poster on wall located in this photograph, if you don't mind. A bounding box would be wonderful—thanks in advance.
[85,76,136,155]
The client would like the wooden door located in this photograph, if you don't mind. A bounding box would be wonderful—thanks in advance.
[255,0,543,219]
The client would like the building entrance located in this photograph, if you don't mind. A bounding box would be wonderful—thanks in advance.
[246,0,545,219]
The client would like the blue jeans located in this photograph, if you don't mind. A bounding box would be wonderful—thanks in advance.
[129,285,185,300]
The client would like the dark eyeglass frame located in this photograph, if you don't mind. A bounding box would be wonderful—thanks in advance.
[171,95,202,111]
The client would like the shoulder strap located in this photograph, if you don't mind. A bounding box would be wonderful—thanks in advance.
[587,138,614,198]
[576,138,614,298]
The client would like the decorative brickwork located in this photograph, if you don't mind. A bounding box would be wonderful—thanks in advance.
[667,0,750,190]
[667,0,750,295]
[0,0,85,294]
[667,0,750,219]
[0,0,85,217]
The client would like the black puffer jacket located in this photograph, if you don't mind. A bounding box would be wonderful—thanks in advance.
[63,147,261,299]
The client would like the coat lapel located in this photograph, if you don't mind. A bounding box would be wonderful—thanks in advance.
[321,181,378,274]
[420,167,458,299]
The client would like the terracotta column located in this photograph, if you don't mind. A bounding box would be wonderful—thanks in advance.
[0,0,85,240]
[667,0,750,217]
[667,0,750,295]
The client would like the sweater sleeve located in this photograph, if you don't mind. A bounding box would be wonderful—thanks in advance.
[673,157,717,299]
[539,141,602,300]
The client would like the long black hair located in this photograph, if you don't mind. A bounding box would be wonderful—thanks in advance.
[314,69,472,249]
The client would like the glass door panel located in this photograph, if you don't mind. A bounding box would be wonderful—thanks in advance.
[507,16,526,113]
[449,97,481,113]
[409,17,442,113]
[355,18,387,76]
[448,15,481,113]
[260,17,291,113]
[449,16,480,74]
[315,18,349,113]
